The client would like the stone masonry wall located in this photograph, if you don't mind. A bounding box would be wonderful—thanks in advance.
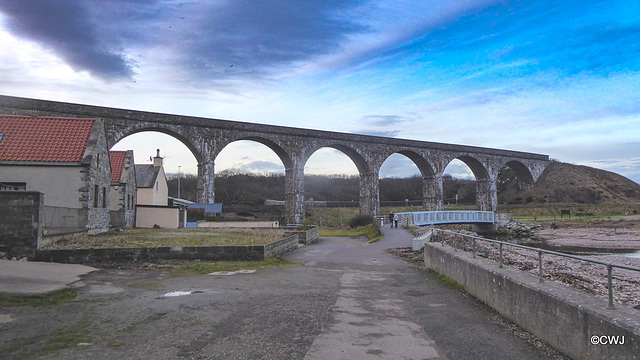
[83,119,112,234]
[34,234,301,264]
[0,191,43,258]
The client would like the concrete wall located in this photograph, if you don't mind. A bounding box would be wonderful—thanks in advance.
[423,242,640,359]
[0,191,42,258]
[136,205,184,229]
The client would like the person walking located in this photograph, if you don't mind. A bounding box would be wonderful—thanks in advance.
[388,212,394,228]
[393,213,399,228]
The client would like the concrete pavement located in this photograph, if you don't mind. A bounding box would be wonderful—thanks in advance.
[0,259,97,294]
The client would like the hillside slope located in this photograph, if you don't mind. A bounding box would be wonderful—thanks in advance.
[500,161,640,205]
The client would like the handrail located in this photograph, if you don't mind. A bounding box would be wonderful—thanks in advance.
[421,226,640,309]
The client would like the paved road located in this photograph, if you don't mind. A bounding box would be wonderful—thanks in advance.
[0,227,555,359]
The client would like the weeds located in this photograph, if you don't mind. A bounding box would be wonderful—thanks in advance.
[171,258,296,276]
[0,289,76,307]
[320,224,383,243]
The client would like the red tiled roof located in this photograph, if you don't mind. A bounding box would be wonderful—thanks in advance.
[110,151,127,183]
[0,115,95,163]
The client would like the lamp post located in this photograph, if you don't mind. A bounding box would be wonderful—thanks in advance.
[178,166,181,199]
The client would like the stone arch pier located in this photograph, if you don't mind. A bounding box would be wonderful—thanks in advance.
[0,95,550,224]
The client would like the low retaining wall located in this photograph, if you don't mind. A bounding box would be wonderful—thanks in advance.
[35,234,300,264]
[286,226,320,245]
[423,242,640,359]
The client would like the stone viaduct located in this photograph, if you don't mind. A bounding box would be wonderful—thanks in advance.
[0,95,550,224]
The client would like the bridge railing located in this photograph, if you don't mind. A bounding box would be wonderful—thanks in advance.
[419,227,640,309]
[396,210,494,227]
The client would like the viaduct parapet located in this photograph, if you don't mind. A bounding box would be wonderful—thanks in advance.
[0,95,550,224]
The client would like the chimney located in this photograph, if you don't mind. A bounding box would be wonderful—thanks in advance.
[153,149,163,167]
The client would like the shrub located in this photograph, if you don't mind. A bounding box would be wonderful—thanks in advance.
[348,214,374,228]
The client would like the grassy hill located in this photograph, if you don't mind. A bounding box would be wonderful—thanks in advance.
[500,161,640,206]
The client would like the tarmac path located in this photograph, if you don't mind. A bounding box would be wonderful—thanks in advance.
[0,226,558,359]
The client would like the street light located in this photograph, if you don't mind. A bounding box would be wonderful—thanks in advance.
[178,165,181,199]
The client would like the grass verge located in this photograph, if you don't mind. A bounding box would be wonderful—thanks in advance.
[171,257,296,276]
[43,228,286,249]
[320,224,383,243]
[0,289,77,307]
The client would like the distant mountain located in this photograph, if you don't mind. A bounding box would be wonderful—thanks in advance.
[499,161,640,205]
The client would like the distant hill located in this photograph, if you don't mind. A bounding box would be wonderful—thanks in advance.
[499,161,640,205]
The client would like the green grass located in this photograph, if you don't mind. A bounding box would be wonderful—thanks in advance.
[428,271,464,290]
[320,224,383,243]
[0,289,77,307]
[42,319,92,352]
[127,280,163,290]
[43,228,286,249]
[0,318,92,359]
[499,203,640,220]
[171,257,296,276]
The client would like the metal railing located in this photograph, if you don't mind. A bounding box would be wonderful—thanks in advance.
[397,210,494,227]
[420,227,640,309]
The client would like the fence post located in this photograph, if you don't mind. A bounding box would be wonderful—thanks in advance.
[607,264,615,309]
[538,250,544,283]
[472,238,476,258]
[499,243,503,268]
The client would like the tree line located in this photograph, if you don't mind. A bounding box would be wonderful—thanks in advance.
[167,169,478,205]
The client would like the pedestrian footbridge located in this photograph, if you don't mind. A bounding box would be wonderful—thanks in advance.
[396,211,495,227]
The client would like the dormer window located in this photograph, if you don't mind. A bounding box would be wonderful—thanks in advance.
[0,134,4,145]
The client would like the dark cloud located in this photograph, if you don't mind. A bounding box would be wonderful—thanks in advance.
[359,115,409,127]
[170,1,367,81]
[355,114,419,137]
[0,0,134,80]
[0,1,365,83]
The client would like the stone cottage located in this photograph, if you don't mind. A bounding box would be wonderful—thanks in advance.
[0,115,111,234]
[109,150,137,228]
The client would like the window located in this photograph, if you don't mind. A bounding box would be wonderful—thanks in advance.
[102,187,107,208]
[0,134,4,145]
[94,185,99,207]
[0,182,26,191]
[156,181,159,191]
[96,153,100,167]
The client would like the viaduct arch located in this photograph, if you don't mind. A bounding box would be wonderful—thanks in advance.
[0,95,550,224]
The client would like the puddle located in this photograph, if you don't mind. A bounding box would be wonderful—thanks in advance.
[208,269,256,276]
[0,314,13,324]
[160,290,205,298]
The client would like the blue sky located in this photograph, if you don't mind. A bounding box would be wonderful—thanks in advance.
[1,0,638,182]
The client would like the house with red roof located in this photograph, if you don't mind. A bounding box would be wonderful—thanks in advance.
[109,150,137,228]
[0,115,112,234]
